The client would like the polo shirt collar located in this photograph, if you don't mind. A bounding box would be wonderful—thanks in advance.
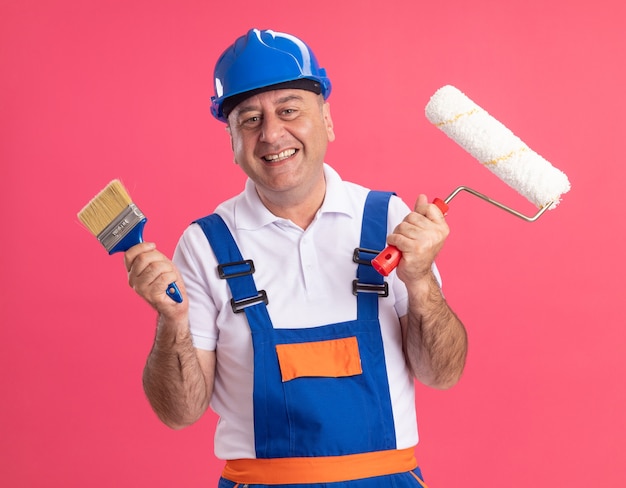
[235,163,354,230]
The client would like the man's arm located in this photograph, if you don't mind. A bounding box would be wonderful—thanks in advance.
[125,242,215,428]
[387,195,468,389]
[142,316,215,429]
[399,274,467,389]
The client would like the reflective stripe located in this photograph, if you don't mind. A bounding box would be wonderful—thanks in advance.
[222,447,418,485]
[275,336,362,382]
[410,470,429,488]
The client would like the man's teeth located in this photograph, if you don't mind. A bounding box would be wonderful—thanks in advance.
[264,149,296,161]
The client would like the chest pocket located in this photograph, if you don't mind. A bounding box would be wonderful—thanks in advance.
[276,336,362,382]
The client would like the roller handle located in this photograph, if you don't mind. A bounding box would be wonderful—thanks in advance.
[371,198,449,277]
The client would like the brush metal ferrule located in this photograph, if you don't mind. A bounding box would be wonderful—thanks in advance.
[97,203,146,253]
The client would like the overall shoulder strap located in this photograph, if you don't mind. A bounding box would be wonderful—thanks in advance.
[193,214,271,329]
[354,191,395,319]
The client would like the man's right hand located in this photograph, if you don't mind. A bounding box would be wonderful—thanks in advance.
[124,242,188,318]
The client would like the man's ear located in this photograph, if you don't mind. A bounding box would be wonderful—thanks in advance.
[323,102,335,142]
[226,124,234,152]
[225,124,239,164]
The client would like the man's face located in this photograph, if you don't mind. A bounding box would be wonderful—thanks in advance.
[227,88,335,206]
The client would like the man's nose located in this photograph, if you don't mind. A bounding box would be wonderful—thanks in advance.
[259,114,283,143]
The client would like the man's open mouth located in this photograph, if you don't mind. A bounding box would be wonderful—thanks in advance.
[263,149,297,162]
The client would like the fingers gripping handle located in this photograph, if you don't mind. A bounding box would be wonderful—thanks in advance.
[371,198,449,277]
[109,218,183,303]
[432,198,449,214]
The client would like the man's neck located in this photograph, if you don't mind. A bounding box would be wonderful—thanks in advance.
[256,177,326,230]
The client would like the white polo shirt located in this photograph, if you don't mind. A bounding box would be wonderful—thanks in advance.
[173,164,437,460]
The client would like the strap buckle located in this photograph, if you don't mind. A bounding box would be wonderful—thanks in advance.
[231,290,269,313]
[218,259,255,279]
[352,247,379,265]
[217,259,269,313]
[352,280,389,297]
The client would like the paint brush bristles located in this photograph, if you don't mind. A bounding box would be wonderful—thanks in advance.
[77,179,147,254]
[78,179,133,236]
[77,179,183,302]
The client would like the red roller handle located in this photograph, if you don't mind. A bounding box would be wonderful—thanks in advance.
[371,198,449,276]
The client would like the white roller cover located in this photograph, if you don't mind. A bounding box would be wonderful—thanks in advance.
[425,85,571,209]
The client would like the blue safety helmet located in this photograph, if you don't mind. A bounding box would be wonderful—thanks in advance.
[211,29,332,122]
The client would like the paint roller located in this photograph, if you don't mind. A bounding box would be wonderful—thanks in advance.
[371,85,571,276]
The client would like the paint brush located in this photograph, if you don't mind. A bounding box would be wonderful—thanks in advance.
[77,179,183,303]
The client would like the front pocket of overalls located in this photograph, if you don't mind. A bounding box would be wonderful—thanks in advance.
[265,322,396,457]
[275,336,362,381]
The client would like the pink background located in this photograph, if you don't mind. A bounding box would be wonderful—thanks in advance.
[2,0,625,486]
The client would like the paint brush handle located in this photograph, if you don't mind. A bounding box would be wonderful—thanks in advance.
[165,283,184,303]
[108,218,183,303]
[371,198,449,277]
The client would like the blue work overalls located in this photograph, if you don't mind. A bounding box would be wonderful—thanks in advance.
[195,192,427,487]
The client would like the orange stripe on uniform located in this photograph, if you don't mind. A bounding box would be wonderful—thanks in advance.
[410,470,429,488]
[275,336,362,382]
[222,447,418,485]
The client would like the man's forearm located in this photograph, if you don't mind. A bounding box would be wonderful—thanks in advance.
[143,314,212,429]
[402,272,468,389]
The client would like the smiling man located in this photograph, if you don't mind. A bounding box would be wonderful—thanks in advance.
[227,88,334,229]
[125,28,467,488]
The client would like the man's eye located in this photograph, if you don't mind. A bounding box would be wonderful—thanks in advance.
[279,108,300,120]
[241,116,261,126]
